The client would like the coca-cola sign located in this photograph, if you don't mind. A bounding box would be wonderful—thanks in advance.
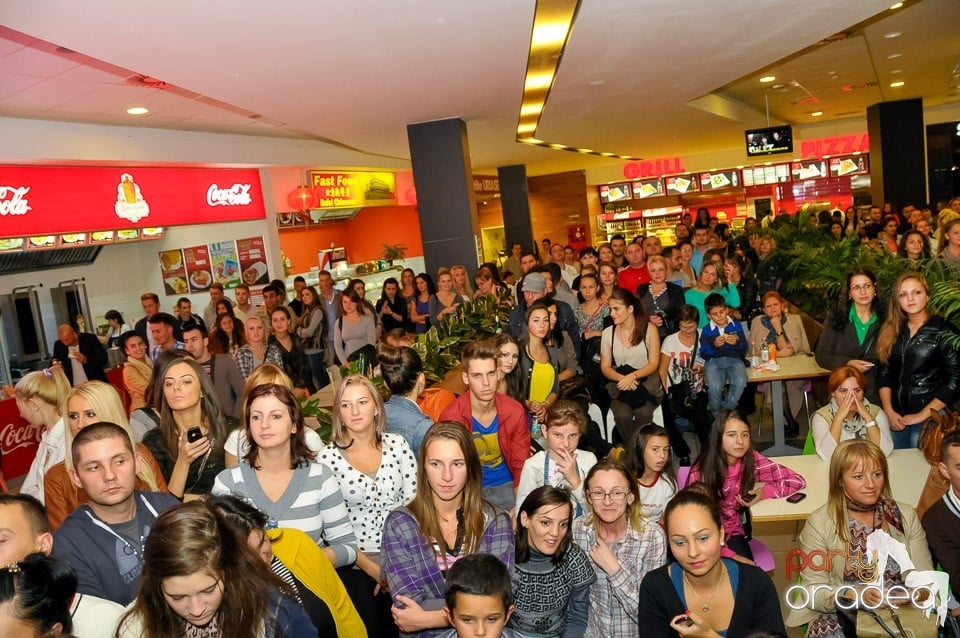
[0,396,42,478]
[0,166,265,236]
[1,420,41,454]
[207,183,252,207]
[0,186,31,216]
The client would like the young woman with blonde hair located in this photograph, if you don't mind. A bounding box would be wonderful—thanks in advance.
[15,367,72,502]
[380,422,514,636]
[44,381,166,529]
[320,374,417,637]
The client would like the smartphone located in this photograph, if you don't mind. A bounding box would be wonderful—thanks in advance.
[186,427,204,443]
[676,615,694,627]
[787,492,807,504]
[741,492,758,503]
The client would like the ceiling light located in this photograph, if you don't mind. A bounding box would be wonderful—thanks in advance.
[550,144,568,150]
[890,81,905,87]
[890,69,902,74]
[760,76,776,83]
[524,72,553,91]
[812,111,823,117]
[588,79,606,86]
[517,122,537,133]
[889,2,903,9]
[531,22,570,49]
[601,152,615,157]
[519,102,544,116]
[126,107,149,115]
[883,31,902,39]
[887,52,902,59]
[578,149,594,154]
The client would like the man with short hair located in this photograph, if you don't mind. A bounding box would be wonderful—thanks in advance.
[675,223,690,243]
[690,226,710,275]
[617,242,650,293]
[288,275,307,319]
[662,246,684,285]
[610,234,627,269]
[519,251,539,274]
[52,324,108,385]
[181,322,244,419]
[439,341,529,510]
[202,282,234,329]
[53,423,179,605]
[549,242,565,266]
[147,313,184,360]
[317,270,341,364]
[173,297,206,334]
[922,431,960,599]
[540,237,552,260]
[502,242,522,280]
[257,283,284,336]
[642,235,662,258]
[233,283,255,323]
[0,493,125,637]
[541,263,578,310]
[134,292,160,347]
[507,271,580,352]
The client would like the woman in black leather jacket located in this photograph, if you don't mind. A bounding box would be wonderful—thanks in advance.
[876,271,960,449]
[815,268,884,403]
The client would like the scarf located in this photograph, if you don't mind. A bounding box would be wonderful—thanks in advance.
[759,313,790,345]
[845,496,904,535]
[822,397,881,440]
[181,615,221,638]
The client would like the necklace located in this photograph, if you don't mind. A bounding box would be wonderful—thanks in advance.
[682,563,725,613]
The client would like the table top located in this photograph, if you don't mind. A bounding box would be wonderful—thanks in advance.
[750,448,927,523]
[746,354,831,383]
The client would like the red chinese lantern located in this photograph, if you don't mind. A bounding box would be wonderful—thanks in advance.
[286,185,317,212]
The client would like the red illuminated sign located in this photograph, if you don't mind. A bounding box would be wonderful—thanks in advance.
[799,134,869,159]
[0,166,266,237]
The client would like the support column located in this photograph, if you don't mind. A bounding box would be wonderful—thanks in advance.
[407,118,479,274]
[867,98,926,207]
[497,165,535,253]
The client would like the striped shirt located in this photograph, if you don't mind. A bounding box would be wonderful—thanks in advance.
[212,460,358,567]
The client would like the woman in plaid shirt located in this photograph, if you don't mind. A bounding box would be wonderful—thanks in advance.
[381,422,514,637]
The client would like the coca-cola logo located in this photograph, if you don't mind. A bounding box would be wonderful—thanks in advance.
[1,420,41,454]
[0,186,31,216]
[207,183,252,207]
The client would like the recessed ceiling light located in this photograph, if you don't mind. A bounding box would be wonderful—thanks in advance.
[883,31,902,39]
[887,52,902,59]
[126,107,149,115]
[588,79,606,86]
[812,111,823,117]
[889,2,903,9]
[890,69,903,74]
[760,76,776,83]
[890,81,905,88]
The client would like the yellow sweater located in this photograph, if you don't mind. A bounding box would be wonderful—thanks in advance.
[267,528,368,637]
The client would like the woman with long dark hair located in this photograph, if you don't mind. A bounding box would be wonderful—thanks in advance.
[376,277,409,333]
[876,271,960,448]
[269,307,316,395]
[815,268,884,404]
[0,553,77,637]
[297,284,330,390]
[208,312,245,355]
[492,332,525,405]
[511,486,595,637]
[600,289,662,444]
[117,501,315,637]
[898,229,931,261]
[409,273,436,335]
[142,356,227,500]
[380,345,433,458]
[121,331,152,413]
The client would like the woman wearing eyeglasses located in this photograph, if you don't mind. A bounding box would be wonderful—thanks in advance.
[815,269,884,404]
[810,366,893,460]
[572,459,666,637]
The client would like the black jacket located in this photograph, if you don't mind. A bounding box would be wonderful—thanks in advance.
[876,316,960,414]
[637,282,684,340]
[815,312,882,403]
[53,333,108,384]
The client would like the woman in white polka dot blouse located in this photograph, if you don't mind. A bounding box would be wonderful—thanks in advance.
[320,374,418,638]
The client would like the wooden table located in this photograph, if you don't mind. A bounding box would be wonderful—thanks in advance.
[750,448,927,524]
[747,354,830,456]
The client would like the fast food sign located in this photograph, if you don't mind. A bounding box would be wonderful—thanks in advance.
[0,166,265,237]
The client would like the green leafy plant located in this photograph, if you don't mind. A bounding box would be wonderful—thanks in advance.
[381,243,407,262]
[298,396,332,442]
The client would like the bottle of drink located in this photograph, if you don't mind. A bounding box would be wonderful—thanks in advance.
[768,343,777,362]
[760,343,769,362]
[750,341,759,368]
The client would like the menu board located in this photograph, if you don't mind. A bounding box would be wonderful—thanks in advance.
[59,233,87,248]
[790,160,828,181]
[142,228,165,240]
[699,170,741,191]
[829,155,869,177]
[236,236,269,286]
[209,241,242,288]
[599,183,632,203]
[742,164,791,186]
[0,238,25,252]
[631,178,665,199]
[117,229,139,242]
[89,231,115,245]
[27,236,56,250]
[664,175,699,195]
[183,245,213,293]
[159,249,188,296]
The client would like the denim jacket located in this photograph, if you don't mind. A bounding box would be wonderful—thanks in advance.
[384,395,433,459]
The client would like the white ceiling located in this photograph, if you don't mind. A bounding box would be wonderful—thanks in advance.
[1,0,957,175]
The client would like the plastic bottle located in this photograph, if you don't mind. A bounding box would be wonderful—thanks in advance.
[749,341,759,368]
[768,343,777,362]
[760,343,769,362]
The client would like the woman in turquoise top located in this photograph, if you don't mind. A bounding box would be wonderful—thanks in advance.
[683,262,740,328]
[814,268,884,403]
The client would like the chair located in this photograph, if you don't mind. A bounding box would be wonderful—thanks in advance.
[748,538,776,573]
[677,465,691,488]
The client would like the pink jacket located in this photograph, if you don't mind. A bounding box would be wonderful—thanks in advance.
[440,392,530,486]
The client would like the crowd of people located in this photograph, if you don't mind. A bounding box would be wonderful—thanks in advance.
[4,197,960,638]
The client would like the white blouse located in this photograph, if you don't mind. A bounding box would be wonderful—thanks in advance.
[318,432,417,554]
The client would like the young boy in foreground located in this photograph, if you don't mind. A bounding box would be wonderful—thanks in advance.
[440,553,524,638]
